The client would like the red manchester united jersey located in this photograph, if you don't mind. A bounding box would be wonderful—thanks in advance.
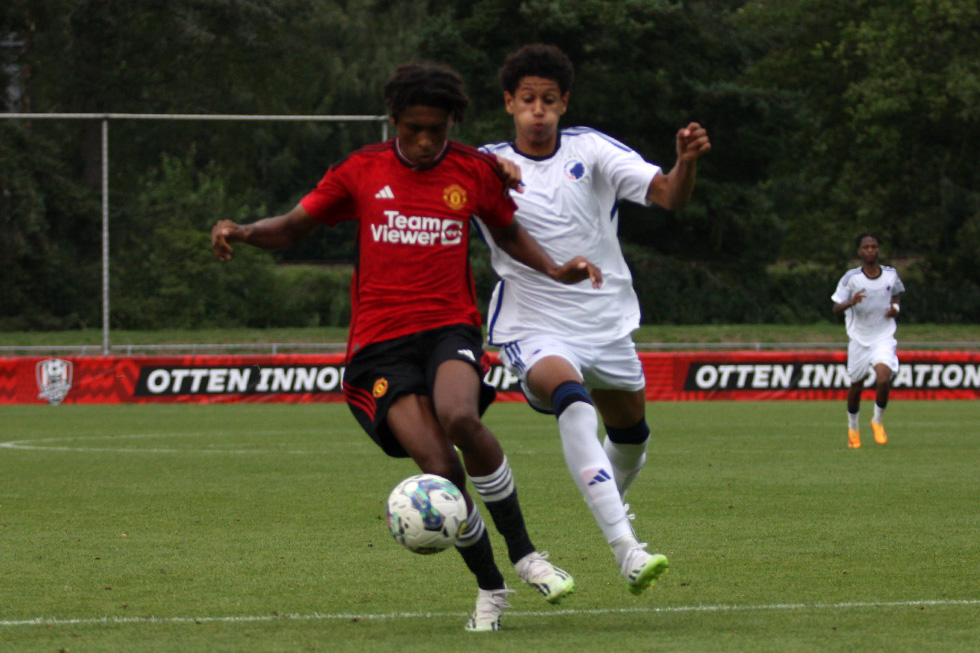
[301,139,516,359]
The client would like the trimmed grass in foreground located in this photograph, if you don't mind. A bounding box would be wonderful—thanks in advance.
[1,400,978,652]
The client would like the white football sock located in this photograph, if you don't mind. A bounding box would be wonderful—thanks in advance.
[456,503,486,548]
[848,410,860,430]
[557,402,633,544]
[610,533,641,568]
[602,437,647,498]
[873,404,886,424]
[470,457,515,503]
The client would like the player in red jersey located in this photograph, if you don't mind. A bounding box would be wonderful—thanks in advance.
[211,63,600,632]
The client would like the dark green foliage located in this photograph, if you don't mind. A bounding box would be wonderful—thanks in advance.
[3,0,979,330]
[268,264,352,328]
[111,151,279,329]
[736,0,980,275]
[110,151,355,329]
[619,244,834,324]
[0,121,101,330]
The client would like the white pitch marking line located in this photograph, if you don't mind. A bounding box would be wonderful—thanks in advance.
[2,599,978,628]
[0,432,366,455]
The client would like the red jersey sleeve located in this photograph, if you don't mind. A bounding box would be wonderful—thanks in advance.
[474,154,517,228]
[300,163,357,225]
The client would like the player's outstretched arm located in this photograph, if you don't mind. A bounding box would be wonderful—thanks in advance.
[211,203,319,261]
[485,221,602,288]
[647,122,711,211]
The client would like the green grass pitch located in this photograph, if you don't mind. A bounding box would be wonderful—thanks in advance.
[1,400,978,652]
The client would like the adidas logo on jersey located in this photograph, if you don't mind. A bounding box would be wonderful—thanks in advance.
[587,468,613,486]
[457,349,476,362]
[374,185,395,199]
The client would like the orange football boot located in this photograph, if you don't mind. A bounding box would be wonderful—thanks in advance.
[871,420,887,445]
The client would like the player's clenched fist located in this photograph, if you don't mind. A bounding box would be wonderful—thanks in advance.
[677,122,711,161]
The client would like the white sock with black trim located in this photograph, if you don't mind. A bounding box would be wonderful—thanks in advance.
[602,438,647,498]
[456,503,486,548]
[873,403,886,424]
[557,402,634,545]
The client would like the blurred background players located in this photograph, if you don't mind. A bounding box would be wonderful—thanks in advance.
[832,232,905,448]
[211,62,601,631]
[476,44,711,594]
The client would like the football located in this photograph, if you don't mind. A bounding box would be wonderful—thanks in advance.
[386,473,468,554]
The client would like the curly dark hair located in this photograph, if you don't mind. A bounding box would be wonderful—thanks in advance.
[382,63,469,123]
[497,44,575,95]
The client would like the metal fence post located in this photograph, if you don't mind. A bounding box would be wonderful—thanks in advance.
[102,118,110,356]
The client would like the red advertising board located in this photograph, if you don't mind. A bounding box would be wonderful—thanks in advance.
[3,351,980,405]
[643,350,980,401]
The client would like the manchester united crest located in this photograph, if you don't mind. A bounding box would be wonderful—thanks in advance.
[372,377,389,398]
[443,184,467,211]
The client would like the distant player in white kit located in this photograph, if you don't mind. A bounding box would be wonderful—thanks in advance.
[477,44,711,594]
[832,233,905,449]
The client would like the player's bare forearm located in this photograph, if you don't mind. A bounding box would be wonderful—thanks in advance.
[487,222,601,288]
[653,159,698,210]
[486,222,554,274]
[648,122,711,210]
[239,214,316,249]
[211,204,318,261]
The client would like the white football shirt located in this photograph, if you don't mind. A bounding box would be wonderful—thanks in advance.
[477,128,661,345]
[831,266,905,346]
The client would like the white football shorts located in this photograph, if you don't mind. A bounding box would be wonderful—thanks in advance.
[846,337,899,385]
[497,334,646,413]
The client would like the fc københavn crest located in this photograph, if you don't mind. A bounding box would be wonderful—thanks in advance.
[36,358,73,405]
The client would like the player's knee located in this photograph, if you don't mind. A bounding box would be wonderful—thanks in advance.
[438,406,483,441]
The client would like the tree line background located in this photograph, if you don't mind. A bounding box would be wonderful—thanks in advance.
[2,0,978,332]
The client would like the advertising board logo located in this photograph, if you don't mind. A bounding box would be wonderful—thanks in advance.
[134,364,346,396]
[36,358,73,405]
[683,361,980,391]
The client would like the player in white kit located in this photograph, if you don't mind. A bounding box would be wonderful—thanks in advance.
[476,44,711,595]
[831,233,905,449]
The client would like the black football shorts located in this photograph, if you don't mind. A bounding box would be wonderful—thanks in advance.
[342,324,496,458]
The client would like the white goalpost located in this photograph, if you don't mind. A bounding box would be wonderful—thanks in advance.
[1,112,389,354]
